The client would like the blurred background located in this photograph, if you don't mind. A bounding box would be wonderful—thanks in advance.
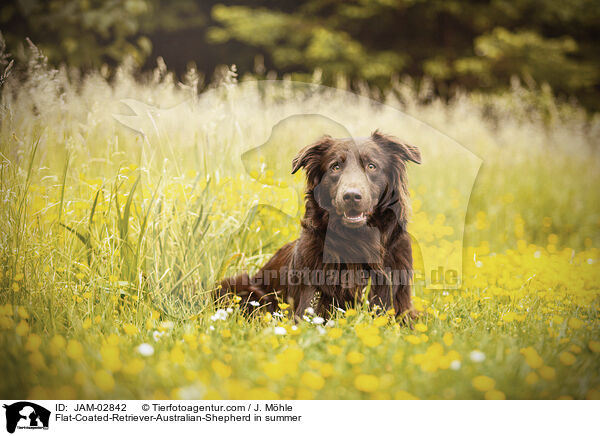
[1,0,599,111]
[0,1,599,401]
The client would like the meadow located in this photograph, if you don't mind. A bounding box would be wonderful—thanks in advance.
[0,48,599,400]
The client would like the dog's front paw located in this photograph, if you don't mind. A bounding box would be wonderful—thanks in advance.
[397,306,422,328]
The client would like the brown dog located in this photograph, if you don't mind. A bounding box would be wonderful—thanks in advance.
[218,130,421,319]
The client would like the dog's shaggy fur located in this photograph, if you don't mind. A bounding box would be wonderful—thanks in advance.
[218,131,421,320]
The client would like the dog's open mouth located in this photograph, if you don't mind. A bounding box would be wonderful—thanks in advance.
[342,210,368,225]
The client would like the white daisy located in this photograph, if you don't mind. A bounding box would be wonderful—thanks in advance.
[469,350,486,362]
[137,343,154,356]
[210,309,228,321]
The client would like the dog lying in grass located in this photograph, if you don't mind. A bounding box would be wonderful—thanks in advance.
[218,131,421,320]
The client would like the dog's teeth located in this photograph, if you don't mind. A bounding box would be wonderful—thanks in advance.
[344,213,365,221]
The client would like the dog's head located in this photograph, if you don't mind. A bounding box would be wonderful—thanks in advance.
[292,130,421,228]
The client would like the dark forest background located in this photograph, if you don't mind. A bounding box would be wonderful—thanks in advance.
[1,0,599,110]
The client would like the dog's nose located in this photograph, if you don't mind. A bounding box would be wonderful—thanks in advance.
[343,189,362,203]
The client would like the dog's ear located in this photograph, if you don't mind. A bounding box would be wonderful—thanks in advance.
[291,135,333,174]
[371,130,421,164]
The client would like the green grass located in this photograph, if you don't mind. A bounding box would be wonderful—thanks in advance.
[0,55,598,399]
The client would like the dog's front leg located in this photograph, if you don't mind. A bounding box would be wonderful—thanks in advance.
[292,287,322,321]
[371,284,394,313]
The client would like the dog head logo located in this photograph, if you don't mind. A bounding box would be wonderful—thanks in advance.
[3,402,50,434]
[114,81,481,289]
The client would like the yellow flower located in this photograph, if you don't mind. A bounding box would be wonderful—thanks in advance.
[347,351,365,365]
[327,328,343,339]
[405,335,421,345]
[485,390,506,400]
[446,350,461,362]
[345,309,357,317]
[24,334,42,352]
[472,375,496,392]
[539,366,556,381]
[394,390,419,400]
[392,351,404,365]
[263,361,286,380]
[94,370,115,391]
[373,316,388,327]
[184,369,198,381]
[296,388,314,400]
[123,323,138,336]
[327,345,342,355]
[170,346,185,365]
[123,358,145,375]
[29,352,45,369]
[183,333,198,350]
[100,344,122,372]
[15,320,29,336]
[567,318,584,329]
[524,372,539,385]
[67,339,83,360]
[49,335,66,356]
[82,318,92,329]
[559,351,576,366]
[211,360,232,378]
[355,374,379,392]
[13,273,24,282]
[588,341,600,353]
[414,323,428,332]
[300,372,325,390]
[320,363,334,378]
[278,347,304,367]
[520,347,543,369]
[221,329,232,338]
[442,332,453,347]
[361,334,382,348]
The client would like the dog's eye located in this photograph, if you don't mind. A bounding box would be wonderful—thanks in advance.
[367,163,377,171]
[331,163,341,172]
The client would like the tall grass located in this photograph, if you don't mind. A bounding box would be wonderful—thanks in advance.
[0,43,598,399]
